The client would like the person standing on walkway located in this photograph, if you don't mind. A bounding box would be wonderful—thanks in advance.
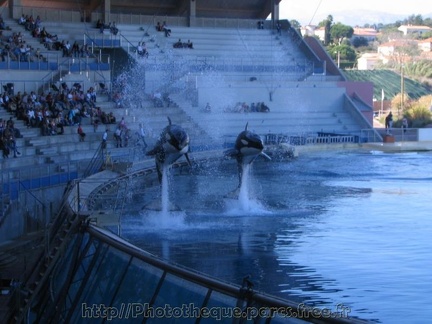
[385,112,393,134]
[137,123,148,152]
[402,117,408,133]
[77,123,85,142]
[102,128,108,149]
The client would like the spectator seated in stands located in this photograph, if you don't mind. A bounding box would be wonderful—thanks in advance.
[173,39,183,48]
[0,15,10,30]
[18,14,27,26]
[71,41,80,57]
[257,20,264,29]
[223,101,270,113]
[162,92,173,107]
[0,136,9,158]
[136,42,148,58]
[32,26,41,38]
[156,22,163,32]
[62,41,71,57]
[109,22,119,35]
[96,19,103,29]
[35,15,42,29]
[173,39,193,49]
[257,102,270,112]
[80,44,91,57]
[162,21,171,37]
[40,27,58,49]
[204,103,211,112]
[96,19,111,33]
[0,46,7,62]
[152,91,163,107]
[112,91,123,108]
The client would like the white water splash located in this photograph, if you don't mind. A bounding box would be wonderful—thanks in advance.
[224,164,272,216]
[161,167,169,216]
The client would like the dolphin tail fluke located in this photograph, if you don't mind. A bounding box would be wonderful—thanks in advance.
[167,116,172,125]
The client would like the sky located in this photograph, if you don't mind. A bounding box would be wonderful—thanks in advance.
[279,0,432,26]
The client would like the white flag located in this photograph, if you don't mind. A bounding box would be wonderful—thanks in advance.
[381,89,384,101]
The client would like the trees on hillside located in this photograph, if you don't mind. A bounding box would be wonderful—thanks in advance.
[289,19,301,30]
[328,44,357,64]
[330,23,354,45]
[318,15,333,45]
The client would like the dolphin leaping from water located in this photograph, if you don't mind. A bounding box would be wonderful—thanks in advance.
[224,123,271,188]
[146,117,192,183]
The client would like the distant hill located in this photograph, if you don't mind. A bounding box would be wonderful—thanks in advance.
[309,10,432,26]
[343,69,430,100]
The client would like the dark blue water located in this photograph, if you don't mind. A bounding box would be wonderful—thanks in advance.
[121,150,432,323]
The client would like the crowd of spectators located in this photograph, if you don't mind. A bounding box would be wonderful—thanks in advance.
[156,21,171,37]
[150,91,174,108]
[173,38,193,49]
[224,102,270,113]
[96,19,119,35]
[0,15,127,158]
[0,28,44,63]
[1,13,93,62]
[0,83,118,153]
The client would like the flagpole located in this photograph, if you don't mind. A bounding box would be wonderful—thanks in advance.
[381,89,384,117]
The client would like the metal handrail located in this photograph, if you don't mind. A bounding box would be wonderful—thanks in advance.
[83,142,105,178]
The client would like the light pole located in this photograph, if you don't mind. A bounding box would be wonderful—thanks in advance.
[400,64,404,118]
[334,51,340,68]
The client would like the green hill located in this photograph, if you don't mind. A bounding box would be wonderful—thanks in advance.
[343,69,430,101]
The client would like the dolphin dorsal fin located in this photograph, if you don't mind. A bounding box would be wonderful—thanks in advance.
[167,116,172,125]
[244,122,249,131]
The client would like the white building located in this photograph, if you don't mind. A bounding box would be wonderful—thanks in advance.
[351,27,378,43]
[397,25,431,36]
[300,25,326,42]
[418,37,432,52]
[357,53,384,70]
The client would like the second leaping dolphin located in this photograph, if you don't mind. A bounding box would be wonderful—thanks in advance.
[224,122,271,188]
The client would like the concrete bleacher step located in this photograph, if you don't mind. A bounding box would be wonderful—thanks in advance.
[1,18,368,174]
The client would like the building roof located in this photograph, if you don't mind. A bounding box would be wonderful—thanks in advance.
[379,40,415,48]
[418,37,432,44]
[2,0,280,19]
[353,27,378,37]
[398,25,431,30]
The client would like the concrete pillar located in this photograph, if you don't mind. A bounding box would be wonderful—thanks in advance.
[10,0,22,19]
[272,0,280,28]
[273,1,280,21]
[103,0,111,24]
[189,0,196,27]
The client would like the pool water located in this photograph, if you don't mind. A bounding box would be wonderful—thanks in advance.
[121,150,432,323]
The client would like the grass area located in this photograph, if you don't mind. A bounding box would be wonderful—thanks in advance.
[343,69,430,101]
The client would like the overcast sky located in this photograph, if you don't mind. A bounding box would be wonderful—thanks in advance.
[279,0,432,25]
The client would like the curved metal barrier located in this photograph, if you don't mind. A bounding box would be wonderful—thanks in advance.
[10,155,367,323]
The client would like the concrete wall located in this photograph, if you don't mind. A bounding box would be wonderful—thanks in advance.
[418,129,432,141]
[198,82,346,114]
[0,185,66,244]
